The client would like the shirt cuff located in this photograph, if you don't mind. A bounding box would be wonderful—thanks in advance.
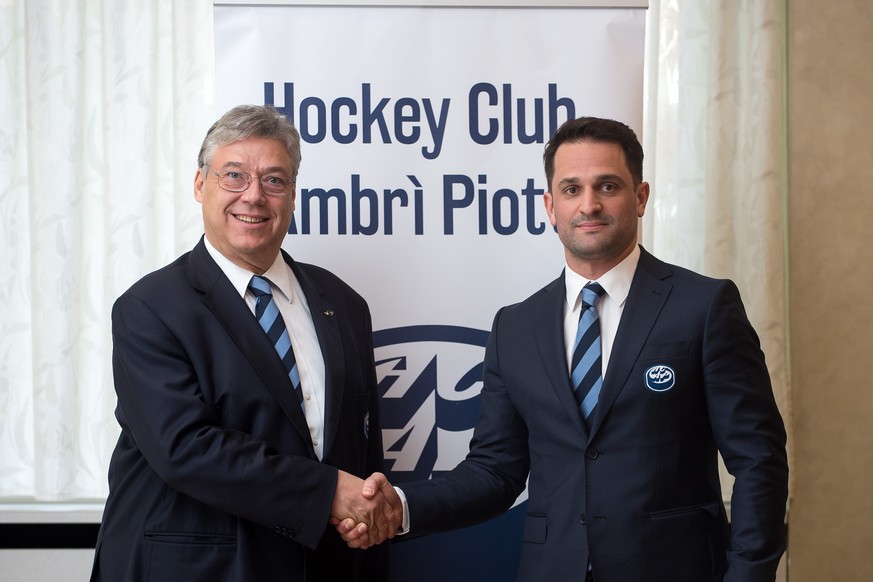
[393,486,410,535]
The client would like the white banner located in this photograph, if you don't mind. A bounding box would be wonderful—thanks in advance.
[215,4,644,579]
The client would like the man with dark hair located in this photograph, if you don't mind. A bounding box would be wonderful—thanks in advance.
[91,105,399,582]
[342,116,788,582]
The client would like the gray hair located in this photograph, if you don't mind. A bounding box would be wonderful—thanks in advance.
[197,105,302,179]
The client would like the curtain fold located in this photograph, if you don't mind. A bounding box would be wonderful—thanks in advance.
[643,0,792,500]
[0,0,214,500]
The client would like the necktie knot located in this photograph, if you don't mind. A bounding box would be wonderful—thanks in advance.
[248,275,273,298]
[249,276,277,321]
[580,282,606,311]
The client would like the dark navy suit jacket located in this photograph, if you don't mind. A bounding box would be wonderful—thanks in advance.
[402,246,788,582]
[91,238,386,582]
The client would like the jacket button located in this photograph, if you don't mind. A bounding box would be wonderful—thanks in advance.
[586,448,599,460]
[579,513,587,525]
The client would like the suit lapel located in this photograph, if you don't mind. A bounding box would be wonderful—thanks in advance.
[535,273,591,439]
[589,248,673,439]
[284,252,345,458]
[188,241,313,449]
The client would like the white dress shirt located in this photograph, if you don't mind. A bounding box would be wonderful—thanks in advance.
[562,245,641,380]
[204,238,327,460]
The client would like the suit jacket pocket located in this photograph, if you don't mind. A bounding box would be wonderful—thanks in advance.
[648,501,720,520]
[522,513,547,544]
[638,340,692,362]
[144,531,237,582]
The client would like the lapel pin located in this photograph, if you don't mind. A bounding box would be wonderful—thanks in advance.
[323,310,335,317]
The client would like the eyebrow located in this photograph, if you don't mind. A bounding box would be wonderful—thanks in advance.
[218,161,291,175]
[558,173,627,187]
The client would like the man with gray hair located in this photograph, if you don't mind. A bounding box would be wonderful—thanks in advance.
[91,105,399,582]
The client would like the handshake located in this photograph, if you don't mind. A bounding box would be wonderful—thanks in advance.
[330,470,403,549]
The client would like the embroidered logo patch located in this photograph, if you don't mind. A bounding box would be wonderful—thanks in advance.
[645,365,676,392]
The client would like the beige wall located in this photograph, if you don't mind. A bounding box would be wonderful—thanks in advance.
[787,0,873,579]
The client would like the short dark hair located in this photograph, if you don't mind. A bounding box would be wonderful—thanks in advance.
[543,117,643,189]
[198,105,302,179]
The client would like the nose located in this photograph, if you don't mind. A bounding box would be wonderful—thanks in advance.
[239,177,268,202]
[578,188,602,215]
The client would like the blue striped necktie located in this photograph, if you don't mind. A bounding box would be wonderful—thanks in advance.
[248,275,304,407]
[571,282,606,427]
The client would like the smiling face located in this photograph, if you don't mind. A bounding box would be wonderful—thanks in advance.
[543,139,649,279]
[194,136,296,273]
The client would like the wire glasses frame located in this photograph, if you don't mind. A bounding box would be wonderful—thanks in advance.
[203,164,294,197]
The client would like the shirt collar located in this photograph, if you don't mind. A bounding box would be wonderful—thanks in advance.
[202,236,296,303]
[564,244,641,310]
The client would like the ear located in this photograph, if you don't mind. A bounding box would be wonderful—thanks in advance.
[543,190,557,227]
[636,181,650,217]
[194,167,206,203]
[289,183,296,214]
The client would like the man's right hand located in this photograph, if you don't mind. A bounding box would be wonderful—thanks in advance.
[330,471,401,549]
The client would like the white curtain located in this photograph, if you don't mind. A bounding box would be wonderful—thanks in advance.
[0,0,791,503]
[642,0,791,499]
[0,0,214,500]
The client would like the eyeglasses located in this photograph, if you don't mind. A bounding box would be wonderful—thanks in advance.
[203,164,294,197]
